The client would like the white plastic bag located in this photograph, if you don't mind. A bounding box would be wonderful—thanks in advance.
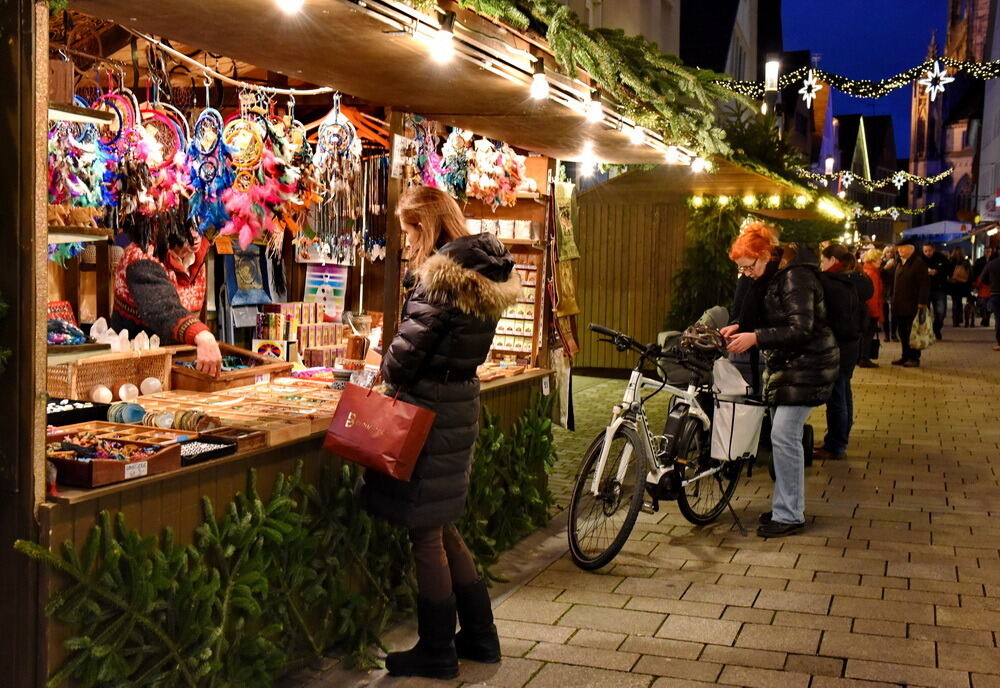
[711,359,765,461]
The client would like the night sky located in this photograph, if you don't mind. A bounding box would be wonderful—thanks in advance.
[782,0,949,159]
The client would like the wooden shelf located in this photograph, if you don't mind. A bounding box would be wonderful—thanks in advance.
[48,226,113,244]
[480,368,552,393]
[501,238,543,247]
[48,102,115,124]
[500,315,534,321]
[47,343,110,366]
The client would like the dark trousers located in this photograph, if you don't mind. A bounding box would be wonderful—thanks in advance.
[951,288,969,326]
[897,315,921,362]
[985,296,995,327]
[882,300,897,340]
[992,295,1000,345]
[861,318,879,360]
[823,371,854,454]
[410,523,480,601]
[930,290,948,338]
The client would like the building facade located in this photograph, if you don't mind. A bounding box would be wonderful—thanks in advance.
[564,0,681,54]
[977,0,1000,222]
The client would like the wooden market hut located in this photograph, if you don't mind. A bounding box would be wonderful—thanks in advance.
[574,160,843,372]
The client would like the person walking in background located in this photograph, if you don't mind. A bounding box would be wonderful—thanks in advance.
[974,246,996,327]
[893,238,932,367]
[947,248,972,328]
[880,246,898,342]
[723,227,838,538]
[360,187,520,679]
[859,248,885,367]
[979,251,1000,351]
[923,242,952,340]
[816,244,873,461]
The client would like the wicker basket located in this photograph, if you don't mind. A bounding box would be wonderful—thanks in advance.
[47,349,173,400]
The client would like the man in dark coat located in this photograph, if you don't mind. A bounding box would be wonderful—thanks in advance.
[893,239,931,367]
[922,242,952,340]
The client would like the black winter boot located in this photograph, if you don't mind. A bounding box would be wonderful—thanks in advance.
[385,595,459,679]
[454,579,501,663]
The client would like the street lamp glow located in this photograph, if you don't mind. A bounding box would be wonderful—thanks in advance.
[824,156,835,175]
[530,59,549,100]
[276,0,304,13]
[764,57,780,93]
[580,142,596,177]
[432,12,456,64]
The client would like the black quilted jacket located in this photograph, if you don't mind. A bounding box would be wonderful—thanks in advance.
[359,234,520,529]
[755,259,840,407]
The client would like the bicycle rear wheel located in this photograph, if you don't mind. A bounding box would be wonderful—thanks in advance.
[568,425,648,570]
[675,417,742,525]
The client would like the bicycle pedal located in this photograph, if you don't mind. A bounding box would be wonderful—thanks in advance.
[641,498,659,514]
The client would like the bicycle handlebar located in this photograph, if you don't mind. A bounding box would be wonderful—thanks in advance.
[588,323,618,338]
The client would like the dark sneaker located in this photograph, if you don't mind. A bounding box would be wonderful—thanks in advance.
[758,511,772,525]
[857,359,878,368]
[757,520,805,538]
[891,358,906,366]
[813,448,846,461]
[902,360,921,368]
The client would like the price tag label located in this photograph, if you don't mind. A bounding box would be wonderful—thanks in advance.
[124,461,148,480]
[541,376,551,396]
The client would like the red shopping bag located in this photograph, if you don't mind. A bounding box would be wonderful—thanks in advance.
[322,383,436,481]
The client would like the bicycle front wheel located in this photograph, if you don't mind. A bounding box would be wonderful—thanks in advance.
[675,417,742,525]
[567,425,648,570]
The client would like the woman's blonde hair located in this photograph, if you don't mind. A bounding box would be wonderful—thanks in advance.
[862,248,882,264]
[397,186,470,267]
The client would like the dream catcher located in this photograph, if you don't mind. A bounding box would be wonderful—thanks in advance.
[307,93,363,265]
[48,93,115,208]
[188,100,233,235]
[414,116,445,189]
[441,127,473,201]
[139,106,188,213]
[360,151,389,261]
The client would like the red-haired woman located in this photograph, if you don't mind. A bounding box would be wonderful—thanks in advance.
[720,225,839,537]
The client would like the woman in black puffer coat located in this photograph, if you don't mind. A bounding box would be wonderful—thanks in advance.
[359,186,519,680]
[723,226,838,539]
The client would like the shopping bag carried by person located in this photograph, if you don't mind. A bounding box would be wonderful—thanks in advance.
[910,305,935,351]
[323,382,436,481]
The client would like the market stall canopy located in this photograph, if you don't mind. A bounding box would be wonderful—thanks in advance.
[579,160,844,221]
[73,0,664,165]
[902,220,969,243]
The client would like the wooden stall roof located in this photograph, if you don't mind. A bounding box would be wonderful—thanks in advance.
[579,160,843,221]
[73,0,663,165]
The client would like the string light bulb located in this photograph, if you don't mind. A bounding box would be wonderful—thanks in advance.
[432,11,456,64]
[530,59,549,100]
[580,142,597,177]
[630,125,646,145]
[585,89,603,123]
[690,156,707,173]
[276,0,304,13]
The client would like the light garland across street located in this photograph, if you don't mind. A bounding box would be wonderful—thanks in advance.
[796,168,954,192]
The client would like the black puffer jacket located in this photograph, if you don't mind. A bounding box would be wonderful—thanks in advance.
[755,257,839,407]
[359,234,520,529]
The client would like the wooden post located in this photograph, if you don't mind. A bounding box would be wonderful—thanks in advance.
[95,241,114,318]
[381,109,406,350]
[0,1,44,686]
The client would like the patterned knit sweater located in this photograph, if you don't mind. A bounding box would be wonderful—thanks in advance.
[110,242,210,345]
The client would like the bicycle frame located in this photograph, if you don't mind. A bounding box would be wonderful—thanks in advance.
[589,369,712,497]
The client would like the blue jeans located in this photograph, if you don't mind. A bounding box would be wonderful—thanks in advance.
[930,290,948,337]
[770,405,812,524]
[823,373,853,455]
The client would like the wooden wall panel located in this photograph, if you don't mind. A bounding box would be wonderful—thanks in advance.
[574,199,689,371]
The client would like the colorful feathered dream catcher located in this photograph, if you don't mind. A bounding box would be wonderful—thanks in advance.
[187,106,233,235]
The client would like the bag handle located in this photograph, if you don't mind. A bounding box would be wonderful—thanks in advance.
[363,373,403,407]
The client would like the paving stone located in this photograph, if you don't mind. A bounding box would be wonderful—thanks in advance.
[939,643,1000,674]
[908,623,995,646]
[745,564,815,581]
[731,549,800,569]
[528,570,624,593]
[631,656,722,682]
[797,554,888,576]
[753,589,831,614]
[785,580,883,600]
[557,605,664,635]
[499,638,538,658]
[716,573,788,591]
[735,623,821,654]
[886,561,959,581]
[496,620,575,644]
[618,635,703,660]
[612,576,689,599]
[830,596,935,624]
[654,615,742,646]
[784,653,844,677]
[699,644,786,670]
[938,605,1000,631]
[554,589,629,608]
[649,679,717,688]
[809,677,908,687]
[681,583,759,607]
[525,642,639,672]
[850,618,906,637]
[819,630,935,666]
[721,606,774,624]
[845,659,971,688]
[717,665,810,688]
[523,662,652,688]
[772,610,853,632]
[495,599,572,625]
[625,596,724,618]
[459,656,543,688]
[567,629,626,651]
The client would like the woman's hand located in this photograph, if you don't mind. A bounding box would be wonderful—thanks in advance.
[719,324,740,338]
[727,332,758,354]
[194,330,223,377]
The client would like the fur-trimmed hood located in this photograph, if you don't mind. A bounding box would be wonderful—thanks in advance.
[415,234,520,320]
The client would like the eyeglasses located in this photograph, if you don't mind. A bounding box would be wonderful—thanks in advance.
[737,258,760,275]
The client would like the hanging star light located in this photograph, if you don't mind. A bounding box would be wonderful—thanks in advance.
[842,171,855,189]
[892,171,906,190]
[798,70,823,109]
[918,61,955,102]
[889,208,901,221]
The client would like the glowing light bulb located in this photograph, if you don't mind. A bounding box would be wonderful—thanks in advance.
[585,90,603,123]
[277,0,304,12]
[718,195,730,206]
[691,196,705,207]
[630,125,645,145]
[530,60,549,100]
[432,12,456,64]
[580,142,596,177]
[690,157,707,173]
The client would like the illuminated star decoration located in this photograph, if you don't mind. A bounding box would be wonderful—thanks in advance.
[892,171,907,190]
[918,61,955,102]
[798,70,824,109]
[890,208,901,221]
[841,171,855,189]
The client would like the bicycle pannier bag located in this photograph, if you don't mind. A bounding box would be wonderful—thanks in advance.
[711,359,765,461]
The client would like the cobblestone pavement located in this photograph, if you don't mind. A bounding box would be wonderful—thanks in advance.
[296,325,1000,688]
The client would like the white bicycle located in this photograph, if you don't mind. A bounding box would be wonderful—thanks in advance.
[567,324,764,570]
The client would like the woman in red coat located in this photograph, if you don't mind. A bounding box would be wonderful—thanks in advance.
[859,248,885,368]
